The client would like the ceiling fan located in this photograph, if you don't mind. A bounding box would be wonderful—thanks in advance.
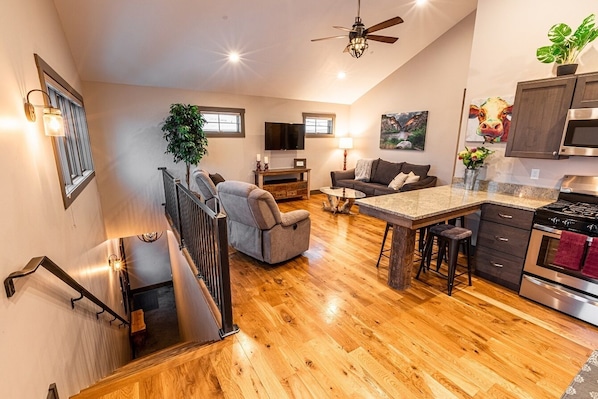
[311,0,404,58]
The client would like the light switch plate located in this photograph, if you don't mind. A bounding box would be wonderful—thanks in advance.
[531,169,540,180]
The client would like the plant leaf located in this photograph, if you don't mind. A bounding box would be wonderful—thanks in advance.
[536,46,556,63]
[548,23,572,44]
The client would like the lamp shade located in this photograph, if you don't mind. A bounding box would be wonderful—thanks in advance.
[339,137,353,149]
[43,107,65,137]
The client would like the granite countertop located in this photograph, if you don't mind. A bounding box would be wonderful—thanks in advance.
[356,184,555,222]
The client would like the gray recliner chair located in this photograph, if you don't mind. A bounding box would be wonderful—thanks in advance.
[217,181,311,264]
[192,169,219,212]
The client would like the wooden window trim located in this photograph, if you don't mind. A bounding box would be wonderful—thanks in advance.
[303,113,335,137]
[199,106,245,138]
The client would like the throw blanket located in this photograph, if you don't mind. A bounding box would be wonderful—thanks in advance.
[355,159,375,182]
[561,350,598,398]
[553,231,588,270]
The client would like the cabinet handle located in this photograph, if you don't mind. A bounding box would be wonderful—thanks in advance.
[498,213,513,219]
[495,236,509,242]
[490,261,504,268]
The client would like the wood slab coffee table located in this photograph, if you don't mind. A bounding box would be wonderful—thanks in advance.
[320,186,366,214]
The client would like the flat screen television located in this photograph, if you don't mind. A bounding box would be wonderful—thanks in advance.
[265,122,305,150]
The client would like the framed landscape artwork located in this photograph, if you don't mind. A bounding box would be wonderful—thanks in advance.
[380,110,428,150]
[466,95,514,143]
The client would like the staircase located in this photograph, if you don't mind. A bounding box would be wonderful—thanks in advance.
[71,340,223,399]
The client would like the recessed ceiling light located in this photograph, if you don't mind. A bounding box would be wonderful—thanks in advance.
[337,71,346,79]
[416,0,427,5]
[228,52,240,63]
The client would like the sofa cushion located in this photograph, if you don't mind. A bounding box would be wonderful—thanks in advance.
[371,159,404,185]
[401,163,430,178]
[351,181,377,196]
[335,179,355,189]
[373,186,397,196]
[209,173,226,186]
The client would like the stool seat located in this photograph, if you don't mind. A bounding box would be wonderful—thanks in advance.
[417,223,473,296]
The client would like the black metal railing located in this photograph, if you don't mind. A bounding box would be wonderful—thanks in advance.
[5,256,129,326]
[160,168,238,338]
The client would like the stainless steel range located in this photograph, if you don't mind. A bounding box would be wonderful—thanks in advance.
[520,175,598,326]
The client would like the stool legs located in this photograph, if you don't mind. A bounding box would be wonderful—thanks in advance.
[376,223,391,268]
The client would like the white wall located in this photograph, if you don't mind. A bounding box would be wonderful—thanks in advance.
[123,234,172,290]
[457,0,598,188]
[83,81,350,238]
[348,12,476,186]
[0,1,129,398]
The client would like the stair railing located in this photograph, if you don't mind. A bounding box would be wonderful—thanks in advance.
[5,256,129,326]
[160,167,238,338]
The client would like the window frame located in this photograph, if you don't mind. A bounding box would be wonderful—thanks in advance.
[199,106,245,138]
[35,54,95,209]
[303,113,335,137]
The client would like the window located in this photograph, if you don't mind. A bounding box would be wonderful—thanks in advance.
[199,106,245,137]
[303,113,335,136]
[35,54,95,209]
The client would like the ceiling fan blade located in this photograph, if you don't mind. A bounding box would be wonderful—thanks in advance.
[365,16,404,34]
[333,26,354,32]
[366,34,398,44]
[311,35,348,42]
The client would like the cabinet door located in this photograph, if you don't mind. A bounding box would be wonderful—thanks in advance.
[571,73,598,108]
[505,76,576,159]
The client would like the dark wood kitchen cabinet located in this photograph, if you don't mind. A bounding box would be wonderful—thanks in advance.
[475,204,534,291]
[506,72,598,159]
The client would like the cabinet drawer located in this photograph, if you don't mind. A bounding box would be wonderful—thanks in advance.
[475,246,524,291]
[481,204,533,229]
[477,220,531,258]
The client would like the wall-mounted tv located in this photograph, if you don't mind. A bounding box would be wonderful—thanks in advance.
[265,122,305,150]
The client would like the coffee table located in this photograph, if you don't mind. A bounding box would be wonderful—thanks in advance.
[320,186,366,214]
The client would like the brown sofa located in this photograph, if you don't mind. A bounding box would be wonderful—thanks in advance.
[330,158,437,196]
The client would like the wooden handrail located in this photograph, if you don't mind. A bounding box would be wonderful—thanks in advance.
[5,256,129,326]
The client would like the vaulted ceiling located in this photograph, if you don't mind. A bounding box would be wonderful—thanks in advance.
[52,0,477,104]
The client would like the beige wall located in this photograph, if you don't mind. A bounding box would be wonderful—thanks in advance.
[83,81,350,238]
[123,234,172,290]
[458,0,598,188]
[348,12,476,186]
[0,1,129,398]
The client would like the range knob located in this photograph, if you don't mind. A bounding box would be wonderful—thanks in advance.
[589,224,598,232]
[548,217,561,224]
[562,219,575,227]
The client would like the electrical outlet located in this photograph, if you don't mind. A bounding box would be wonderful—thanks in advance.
[531,169,540,180]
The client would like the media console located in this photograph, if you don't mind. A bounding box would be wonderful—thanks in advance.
[254,167,310,200]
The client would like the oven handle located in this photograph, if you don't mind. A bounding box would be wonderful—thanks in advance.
[533,224,562,235]
[523,275,598,306]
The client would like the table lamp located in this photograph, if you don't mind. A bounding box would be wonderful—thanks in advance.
[339,137,353,171]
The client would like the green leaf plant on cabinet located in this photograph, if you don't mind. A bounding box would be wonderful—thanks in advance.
[506,72,598,159]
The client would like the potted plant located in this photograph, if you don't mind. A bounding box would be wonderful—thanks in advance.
[161,103,208,188]
[536,14,598,76]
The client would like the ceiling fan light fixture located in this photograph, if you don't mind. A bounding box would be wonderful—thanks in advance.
[348,37,368,58]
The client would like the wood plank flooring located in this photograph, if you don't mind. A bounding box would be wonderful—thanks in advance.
[75,193,598,398]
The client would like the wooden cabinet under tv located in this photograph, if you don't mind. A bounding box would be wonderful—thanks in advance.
[254,168,311,200]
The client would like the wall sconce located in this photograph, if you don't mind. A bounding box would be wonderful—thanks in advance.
[339,137,353,171]
[108,254,123,271]
[24,89,66,137]
[137,231,163,243]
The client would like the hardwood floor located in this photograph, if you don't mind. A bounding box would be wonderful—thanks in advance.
[77,193,598,398]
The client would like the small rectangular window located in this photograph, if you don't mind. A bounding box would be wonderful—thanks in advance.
[35,54,95,209]
[199,106,245,137]
[303,113,335,136]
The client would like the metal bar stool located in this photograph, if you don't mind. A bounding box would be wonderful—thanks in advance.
[416,223,473,295]
[376,223,428,268]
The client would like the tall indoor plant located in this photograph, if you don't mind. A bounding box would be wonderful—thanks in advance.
[536,14,598,75]
[161,103,208,188]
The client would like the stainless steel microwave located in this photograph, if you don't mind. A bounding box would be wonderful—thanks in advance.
[559,108,598,156]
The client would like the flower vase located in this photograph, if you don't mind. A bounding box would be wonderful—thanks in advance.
[463,168,479,190]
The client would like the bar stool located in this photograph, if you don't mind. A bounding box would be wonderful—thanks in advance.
[376,223,428,268]
[416,223,473,296]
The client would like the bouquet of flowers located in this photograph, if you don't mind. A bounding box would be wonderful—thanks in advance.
[458,146,494,169]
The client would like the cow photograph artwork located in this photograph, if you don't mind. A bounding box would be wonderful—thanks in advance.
[466,95,514,143]
[380,111,428,150]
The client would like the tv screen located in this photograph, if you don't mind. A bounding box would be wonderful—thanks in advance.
[265,122,305,150]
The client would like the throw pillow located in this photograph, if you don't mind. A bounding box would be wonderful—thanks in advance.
[354,159,375,182]
[388,172,409,190]
[209,173,226,186]
[404,172,420,185]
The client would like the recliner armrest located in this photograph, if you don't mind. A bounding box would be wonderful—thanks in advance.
[400,176,437,192]
[330,168,356,186]
[280,210,310,227]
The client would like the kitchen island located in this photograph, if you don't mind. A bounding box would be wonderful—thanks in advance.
[356,184,554,291]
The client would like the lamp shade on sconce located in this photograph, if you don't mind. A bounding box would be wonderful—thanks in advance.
[339,137,353,149]
[43,107,65,137]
